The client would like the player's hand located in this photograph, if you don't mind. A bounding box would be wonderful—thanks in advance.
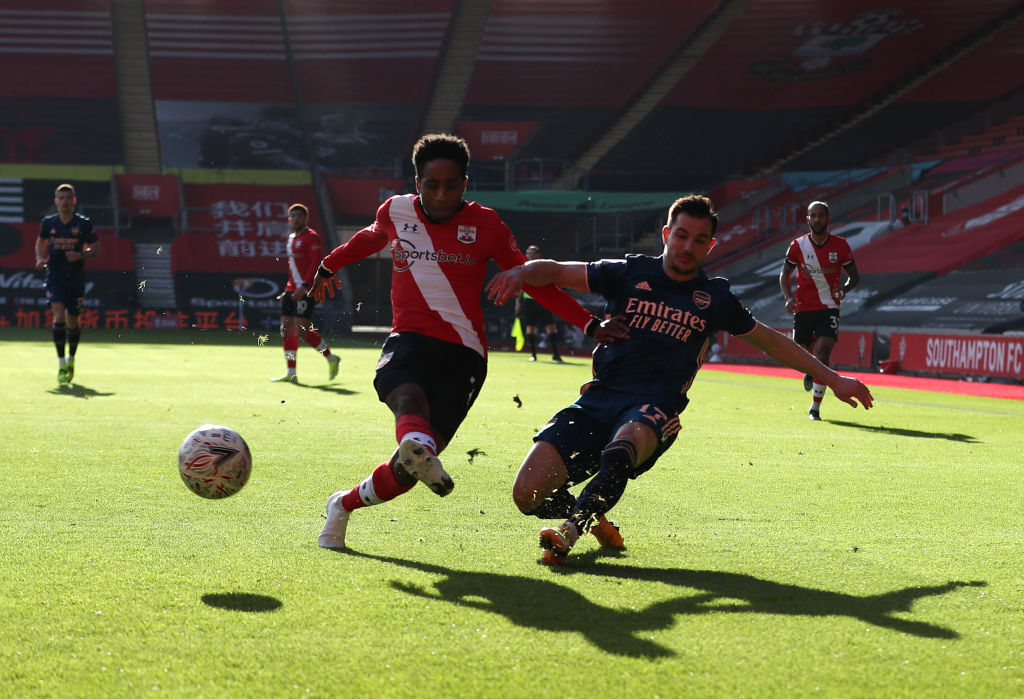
[832,288,846,301]
[589,315,629,343]
[830,375,873,410]
[308,274,341,302]
[784,297,797,314]
[35,257,48,270]
[485,266,526,306]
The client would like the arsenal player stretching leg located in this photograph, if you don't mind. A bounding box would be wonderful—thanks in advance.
[486,194,873,564]
[309,134,626,549]
[779,200,859,420]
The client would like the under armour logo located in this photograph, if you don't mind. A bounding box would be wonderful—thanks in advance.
[402,223,420,233]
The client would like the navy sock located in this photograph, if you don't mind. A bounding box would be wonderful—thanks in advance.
[53,323,66,358]
[68,327,81,358]
[570,439,638,532]
[547,332,560,358]
[528,487,576,519]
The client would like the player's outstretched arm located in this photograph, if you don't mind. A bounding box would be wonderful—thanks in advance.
[740,322,873,409]
[307,227,386,301]
[486,260,588,306]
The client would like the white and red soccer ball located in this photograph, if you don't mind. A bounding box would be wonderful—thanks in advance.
[178,424,252,499]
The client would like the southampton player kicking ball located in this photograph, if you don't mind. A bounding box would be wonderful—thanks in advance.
[309,134,626,550]
[486,195,874,565]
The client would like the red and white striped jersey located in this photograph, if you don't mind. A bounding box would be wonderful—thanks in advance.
[323,194,590,357]
[285,226,324,292]
[785,232,854,311]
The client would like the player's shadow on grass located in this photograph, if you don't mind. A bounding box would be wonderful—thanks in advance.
[342,550,983,658]
[201,592,282,612]
[826,419,978,442]
[562,553,983,640]
[47,383,115,399]
[292,382,358,396]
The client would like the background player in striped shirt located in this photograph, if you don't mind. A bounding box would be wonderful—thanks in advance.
[270,203,341,383]
[779,201,860,420]
[487,195,873,564]
[310,134,626,550]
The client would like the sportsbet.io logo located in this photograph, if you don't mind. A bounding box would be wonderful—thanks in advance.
[390,238,476,272]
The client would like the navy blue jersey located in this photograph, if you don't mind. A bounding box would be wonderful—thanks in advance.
[38,213,96,273]
[586,255,756,402]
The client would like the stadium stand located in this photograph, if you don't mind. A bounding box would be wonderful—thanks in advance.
[2,0,1022,377]
[0,0,121,164]
[594,0,1023,190]
[286,0,456,172]
[460,0,719,168]
[144,0,293,103]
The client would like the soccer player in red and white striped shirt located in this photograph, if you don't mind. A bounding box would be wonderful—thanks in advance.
[310,134,626,549]
[779,200,860,420]
[270,203,341,383]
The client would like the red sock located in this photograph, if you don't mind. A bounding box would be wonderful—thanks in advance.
[396,414,438,455]
[302,329,331,357]
[340,462,414,511]
[283,334,298,370]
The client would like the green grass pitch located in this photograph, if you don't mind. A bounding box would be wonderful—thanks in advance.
[1,328,1023,697]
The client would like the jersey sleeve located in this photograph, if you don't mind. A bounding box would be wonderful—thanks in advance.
[82,218,97,244]
[785,238,800,265]
[38,217,51,240]
[322,203,391,272]
[585,259,627,298]
[712,280,757,336]
[839,237,854,266]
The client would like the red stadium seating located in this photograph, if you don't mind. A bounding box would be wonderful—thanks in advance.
[284,0,456,104]
[145,0,294,102]
[0,0,121,164]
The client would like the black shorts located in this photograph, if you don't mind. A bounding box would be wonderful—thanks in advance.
[45,269,86,316]
[280,292,316,319]
[535,385,687,486]
[793,309,840,347]
[373,332,488,446]
[519,297,554,328]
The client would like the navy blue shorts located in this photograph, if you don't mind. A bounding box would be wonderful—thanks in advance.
[280,292,316,319]
[535,385,687,486]
[373,332,487,446]
[519,297,554,328]
[45,269,86,316]
[793,309,840,347]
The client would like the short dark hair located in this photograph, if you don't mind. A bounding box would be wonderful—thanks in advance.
[667,194,718,235]
[412,134,470,179]
[288,203,308,216]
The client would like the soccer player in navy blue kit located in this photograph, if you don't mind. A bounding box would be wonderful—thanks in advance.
[487,195,874,564]
[34,183,100,384]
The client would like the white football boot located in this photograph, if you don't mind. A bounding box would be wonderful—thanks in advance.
[318,490,350,549]
[398,439,454,496]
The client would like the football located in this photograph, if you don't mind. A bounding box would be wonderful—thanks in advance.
[178,424,252,499]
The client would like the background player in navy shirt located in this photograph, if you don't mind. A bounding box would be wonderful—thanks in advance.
[34,183,100,385]
[487,195,874,564]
